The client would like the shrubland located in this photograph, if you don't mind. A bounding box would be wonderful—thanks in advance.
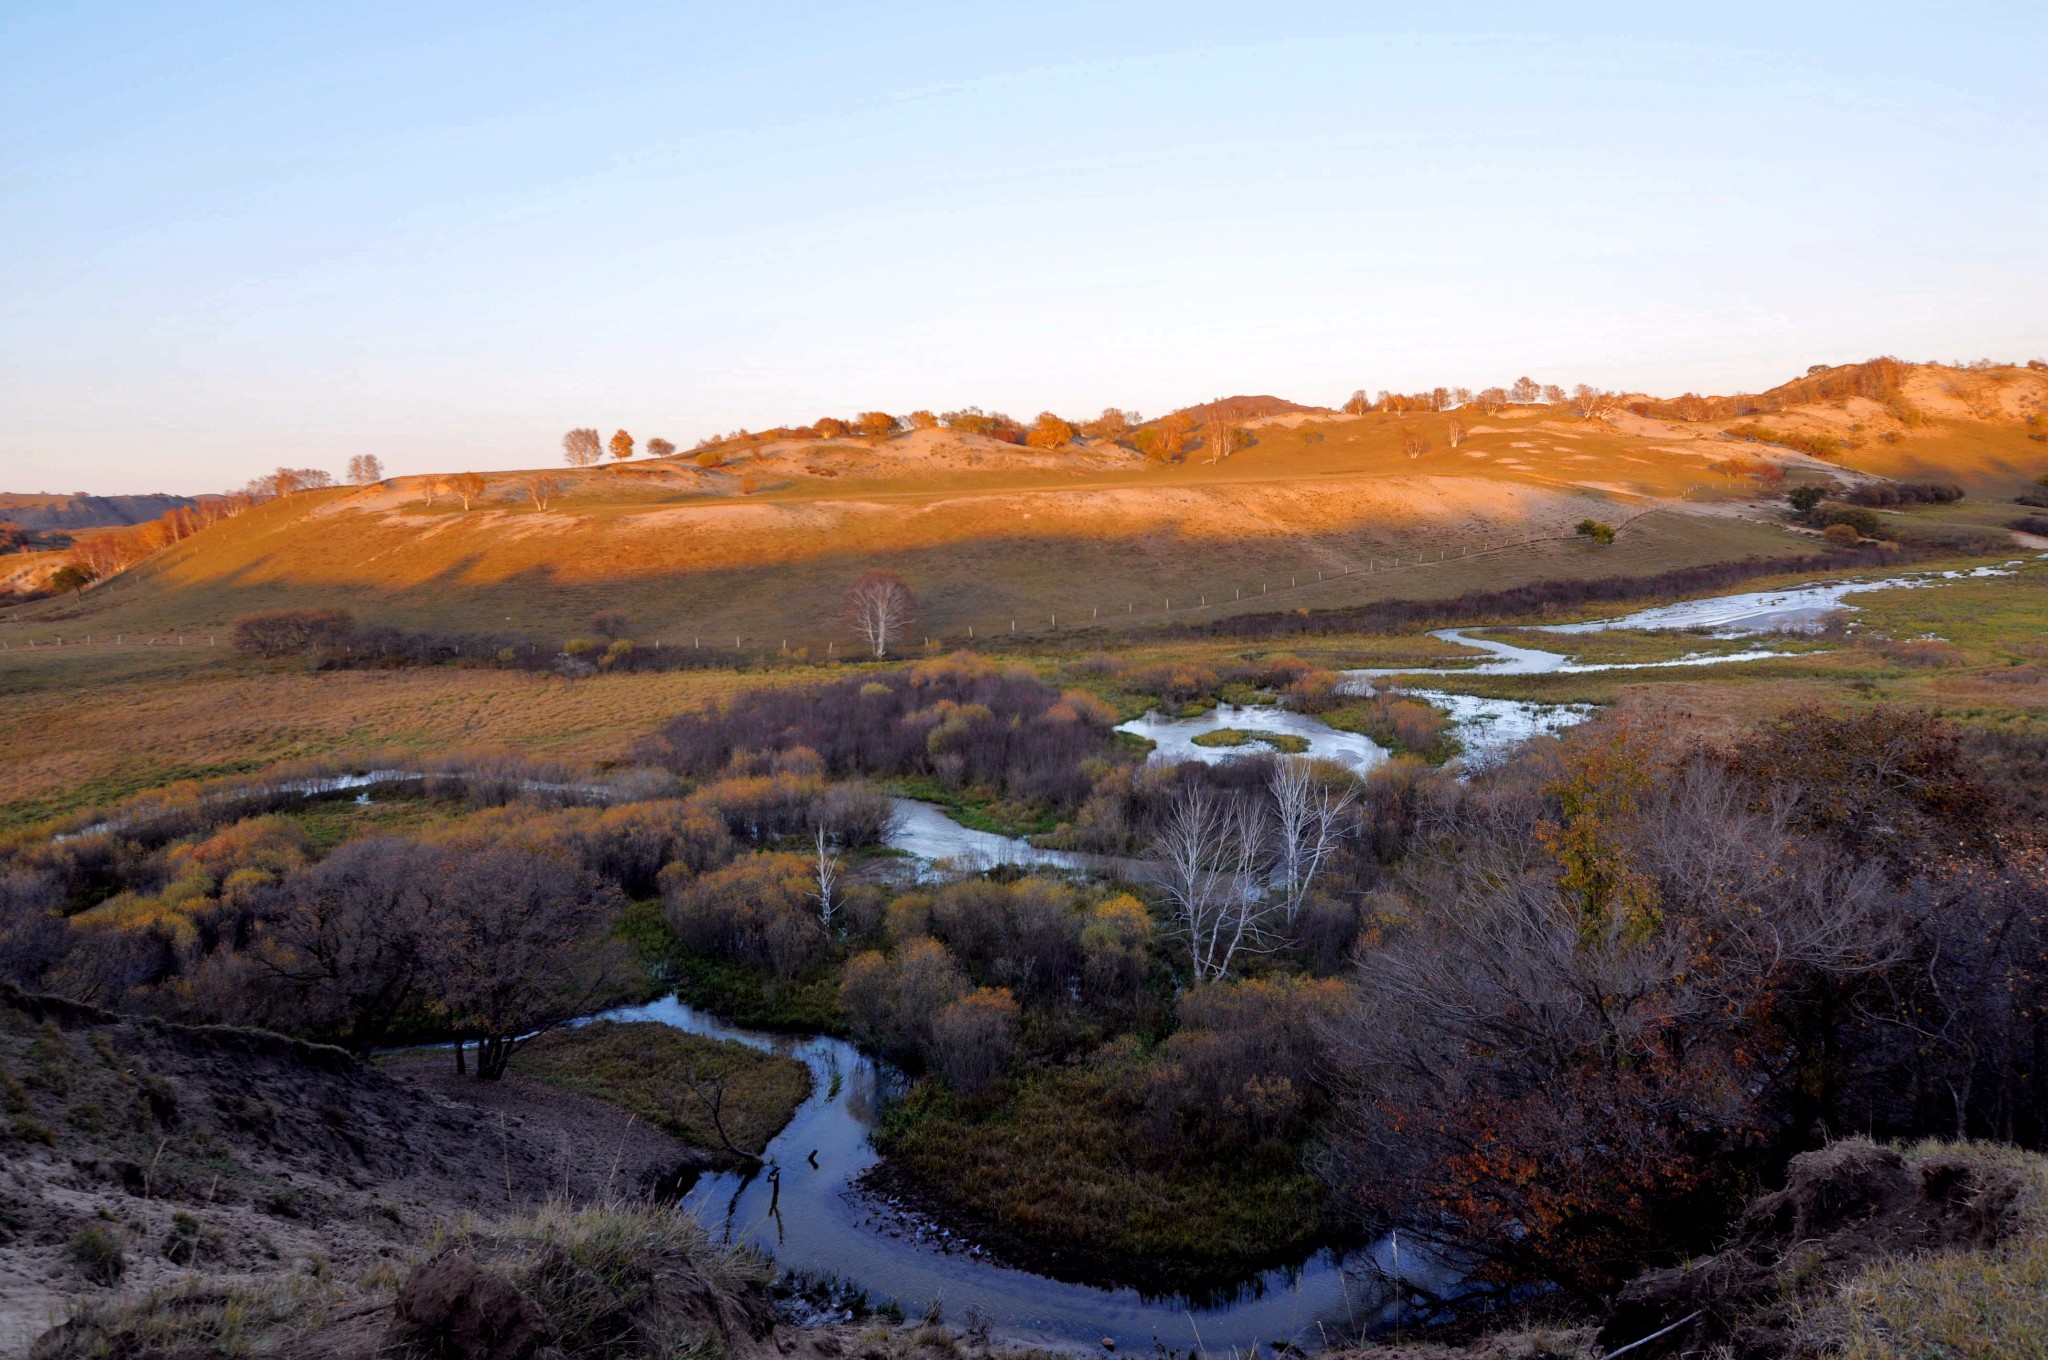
[8,613,2048,1329]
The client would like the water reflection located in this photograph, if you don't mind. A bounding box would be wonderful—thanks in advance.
[592,995,1425,1351]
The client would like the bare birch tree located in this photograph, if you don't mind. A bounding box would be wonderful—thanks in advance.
[521,475,562,510]
[1571,384,1619,419]
[1203,412,1243,462]
[1270,758,1357,924]
[450,472,486,510]
[1151,787,1275,982]
[562,428,603,467]
[1445,418,1466,448]
[813,825,840,932]
[842,569,918,658]
[346,454,385,485]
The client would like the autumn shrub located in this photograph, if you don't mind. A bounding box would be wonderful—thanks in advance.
[1122,662,1219,707]
[662,852,822,980]
[1146,976,1345,1149]
[1823,522,1861,547]
[1873,639,1967,668]
[1818,504,1884,539]
[642,653,1120,814]
[0,872,71,987]
[230,608,354,659]
[2009,515,2048,537]
[1282,668,1341,711]
[551,802,732,897]
[1724,424,1847,459]
[683,774,824,842]
[1078,894,1153,1004]
[927,987,1019,1094]
[1845,481,1963,507]
[838,938,969,1057]
[1329,731,1900,1291]
[1024,412,1075,449]
[922,876,1083,1000]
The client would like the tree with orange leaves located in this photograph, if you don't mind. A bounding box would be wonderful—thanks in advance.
[1025,412,1075,449]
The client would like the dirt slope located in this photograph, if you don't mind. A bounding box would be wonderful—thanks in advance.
[0,985,702,1353]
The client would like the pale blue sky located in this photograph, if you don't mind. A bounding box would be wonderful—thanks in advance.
[4,1,2044,494]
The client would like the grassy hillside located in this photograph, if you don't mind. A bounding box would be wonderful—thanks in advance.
[5,362,2041,651]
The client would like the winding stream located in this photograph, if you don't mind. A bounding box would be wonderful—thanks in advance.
[595,996,1435,1352]
[1116,704,1390,772]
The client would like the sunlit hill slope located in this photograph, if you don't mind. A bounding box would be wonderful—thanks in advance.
[14,361,2048,649]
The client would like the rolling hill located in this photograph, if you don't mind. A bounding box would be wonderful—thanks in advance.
[0,493,206,532]
[6,362,2044,651]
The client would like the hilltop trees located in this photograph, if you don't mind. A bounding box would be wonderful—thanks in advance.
[251,467,334,497]
[1509,376,1540,404]
[646,437,676,459]
[1082,408,1134,439]
[1343,390,1372,416]
[450,472,487,510]
[562,429,603,467]
[843,569,919,658]
[1026,412,1075,449]
[1136,410,1196,464]
[857,411,898,439]
[610,430,635,461]
[1202,411,1244,461]
[346,454,385,485]
[907,410,939,430]
[1571,384,1620,419]
[940,408,1021,440]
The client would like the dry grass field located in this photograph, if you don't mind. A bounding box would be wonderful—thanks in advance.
[0,648,827,830]
[4,360,2045,830]
[5,546,2043,834]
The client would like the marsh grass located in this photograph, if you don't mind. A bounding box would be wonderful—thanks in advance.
[1188,728,1311,754]
[512,1022,810,1157]
[876,1071,1331,1269]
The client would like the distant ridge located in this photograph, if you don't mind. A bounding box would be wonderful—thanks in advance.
[0,492,205,532]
